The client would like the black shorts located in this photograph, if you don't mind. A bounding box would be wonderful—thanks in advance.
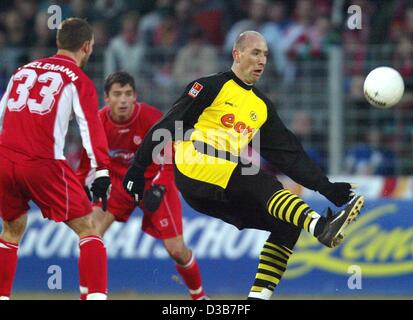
[174,162,301,248]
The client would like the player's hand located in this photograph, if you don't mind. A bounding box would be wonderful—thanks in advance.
[91,170,111,211]
[143,185,165,212]
[319,181,356,207]
[122,164,146,204]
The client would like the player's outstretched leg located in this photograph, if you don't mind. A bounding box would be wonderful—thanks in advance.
[164,236,208,300]
[227,167,363,249]
[0,214,27,300]
[265,189,363,248]
[66,214,108,300]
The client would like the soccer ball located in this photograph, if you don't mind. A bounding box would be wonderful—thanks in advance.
[363,66,404,108]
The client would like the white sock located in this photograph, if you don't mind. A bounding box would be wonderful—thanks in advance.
[308,212,322,236]
[80,286,88,295]
[248,288,273,300]
[189,286,204,295]
[86,293,107,300]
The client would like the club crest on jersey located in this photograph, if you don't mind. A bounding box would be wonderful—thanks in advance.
[160,218,169,228]
[250,111,257,121]
[133,135,142,145]
[188,82,203,98]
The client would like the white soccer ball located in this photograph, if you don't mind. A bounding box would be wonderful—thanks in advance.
[363,66,405,108]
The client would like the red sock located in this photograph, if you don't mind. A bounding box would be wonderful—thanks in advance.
[78,254,88,300]
[79,235,107,299]
[176,253,207,300]
[0,238,19,299]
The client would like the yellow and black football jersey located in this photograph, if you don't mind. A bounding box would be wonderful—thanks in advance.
[134,70,327,191]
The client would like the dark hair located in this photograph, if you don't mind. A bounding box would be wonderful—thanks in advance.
[56,18,93,52]
[104,71,136,94]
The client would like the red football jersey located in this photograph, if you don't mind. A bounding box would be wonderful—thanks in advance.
[0,54,109,170]
[77,102,173,185]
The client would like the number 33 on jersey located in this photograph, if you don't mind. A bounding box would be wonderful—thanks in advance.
[0,54,108,169]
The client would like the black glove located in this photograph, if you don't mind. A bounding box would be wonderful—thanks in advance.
[91,170,111,211]
[122,164,146,204]
[319,181,356,207]
[143,185,165,212]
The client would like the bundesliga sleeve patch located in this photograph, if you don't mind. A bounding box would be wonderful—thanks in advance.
[188,82,203,98]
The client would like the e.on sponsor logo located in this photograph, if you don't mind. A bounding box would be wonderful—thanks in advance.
[221,114,254,135]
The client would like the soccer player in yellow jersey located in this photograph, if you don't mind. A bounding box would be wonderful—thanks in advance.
[123,31,364,300]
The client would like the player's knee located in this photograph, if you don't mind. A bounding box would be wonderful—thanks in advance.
[165,242,190,264]
[1,220,27,243]
[77,218,97,237]
[66,214,98,238]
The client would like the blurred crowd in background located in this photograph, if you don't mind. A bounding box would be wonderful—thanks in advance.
[1,0,413,176]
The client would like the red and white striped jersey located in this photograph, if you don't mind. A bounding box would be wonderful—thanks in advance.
[0,54,109,170]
